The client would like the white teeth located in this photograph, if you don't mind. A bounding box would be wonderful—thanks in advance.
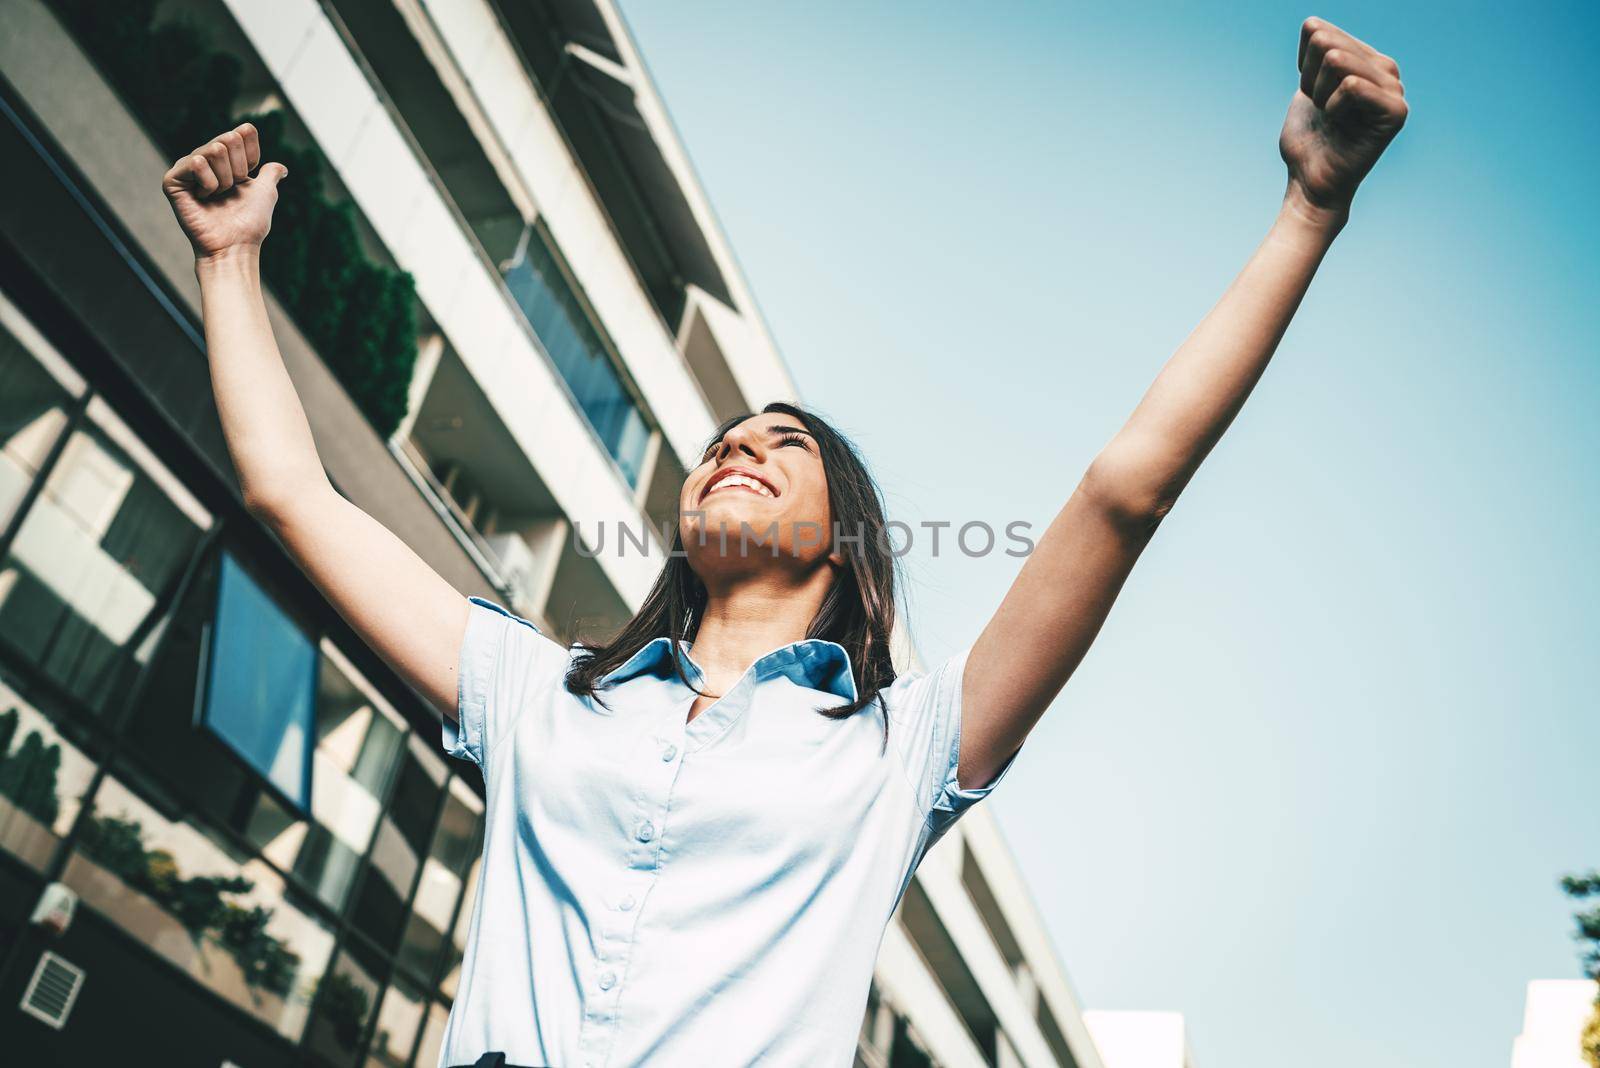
[708,473,773,498]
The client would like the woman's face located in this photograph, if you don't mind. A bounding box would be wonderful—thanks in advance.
[679,413,837,578]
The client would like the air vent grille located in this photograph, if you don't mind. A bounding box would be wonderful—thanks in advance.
[19,950,85,1030]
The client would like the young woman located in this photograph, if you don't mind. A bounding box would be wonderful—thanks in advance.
[161,17,1405,1068]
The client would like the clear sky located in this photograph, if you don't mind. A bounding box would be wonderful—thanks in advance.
[617,2,1600,1065]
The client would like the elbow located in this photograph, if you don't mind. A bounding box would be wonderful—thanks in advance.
[1081,445,1182,535]
[242,487,292,530]
[242,477,327,531]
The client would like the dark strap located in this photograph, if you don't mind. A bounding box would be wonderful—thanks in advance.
[447,1053,542,1068]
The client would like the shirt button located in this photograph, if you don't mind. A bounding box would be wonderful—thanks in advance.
[660,744,677,762]
[598,970,616,990]
[619,894,636,911]
[636,821,655,842]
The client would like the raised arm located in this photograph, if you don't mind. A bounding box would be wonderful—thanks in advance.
[163,123,468,719]
[958,18,1408,787]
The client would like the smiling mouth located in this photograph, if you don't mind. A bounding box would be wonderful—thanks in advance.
[702,472,777,500]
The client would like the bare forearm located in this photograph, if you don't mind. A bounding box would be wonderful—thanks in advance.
[1089,190,1345,521]
[196,246,333,513]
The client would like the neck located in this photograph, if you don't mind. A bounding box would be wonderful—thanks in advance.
[690,566,833,690]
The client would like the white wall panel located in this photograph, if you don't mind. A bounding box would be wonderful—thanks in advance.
[343,115,430,241]
[280,17,380,168]
[236,0,320,72]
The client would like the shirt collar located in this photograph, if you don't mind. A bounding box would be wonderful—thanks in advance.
[601,636,858,703]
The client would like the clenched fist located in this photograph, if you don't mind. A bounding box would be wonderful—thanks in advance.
[1280,18,1408,215]
[162,122,288,259]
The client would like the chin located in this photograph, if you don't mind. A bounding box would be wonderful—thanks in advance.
[684,497,788,557]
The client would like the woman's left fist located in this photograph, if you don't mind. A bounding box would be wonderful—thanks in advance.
[1279,17,1408,214]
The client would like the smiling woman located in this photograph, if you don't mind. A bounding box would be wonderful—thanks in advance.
[155,13,1407,1066]
[564,402,900,729]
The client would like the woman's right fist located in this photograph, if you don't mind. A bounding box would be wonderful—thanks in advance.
[161,122,287,259]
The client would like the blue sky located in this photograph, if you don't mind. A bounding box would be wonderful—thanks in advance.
[618,2,1600,1065]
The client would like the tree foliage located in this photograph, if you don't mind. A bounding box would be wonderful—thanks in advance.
[1561,872,1600,1068]
[1563,872,1600,979]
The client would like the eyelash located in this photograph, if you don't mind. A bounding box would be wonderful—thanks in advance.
[701,434,810,464]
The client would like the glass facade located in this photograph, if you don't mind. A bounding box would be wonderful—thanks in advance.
[0,292,484,1068]
[504,222,652,486]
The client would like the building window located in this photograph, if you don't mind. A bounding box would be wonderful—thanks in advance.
[0,397,210,716]
[303,940,385,1065]
[504,222,652,486]
[367,972,429,1067]
[415,999,450,1066]
[200,552,316,811]
[348,732,446,953]
[397,776,483,984]
[0,664,102,874]
[437,838,481,1001]
[294,642,409,912]
[119,544,417,921]
[0,292,83,530]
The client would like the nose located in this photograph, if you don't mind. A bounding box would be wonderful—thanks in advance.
[714,423,767,465]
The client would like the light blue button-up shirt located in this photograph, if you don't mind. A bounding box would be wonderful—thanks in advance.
[438,596,1013,1067]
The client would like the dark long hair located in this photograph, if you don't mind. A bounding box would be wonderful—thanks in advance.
[564,402,899,733]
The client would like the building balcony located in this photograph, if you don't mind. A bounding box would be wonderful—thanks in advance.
[398,342,633,644]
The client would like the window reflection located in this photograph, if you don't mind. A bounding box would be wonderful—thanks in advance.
[415,999,449,1068]
[0,398,209,715]
[269,643,406,912]
[398,776,482,982]
[438,846,482,1000]
[365,973,426,1067]
[0,667,100,873]
[63,771,335,1041]
[0,291,83,530]
[304,941,384,1066]
[124,551,411,919]
[351,734,445,951]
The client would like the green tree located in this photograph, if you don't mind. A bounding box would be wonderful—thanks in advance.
[1562,872,1600,1068]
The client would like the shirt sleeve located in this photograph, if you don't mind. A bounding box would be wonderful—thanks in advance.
[882,646,1019,836]
[443,595,568,768]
